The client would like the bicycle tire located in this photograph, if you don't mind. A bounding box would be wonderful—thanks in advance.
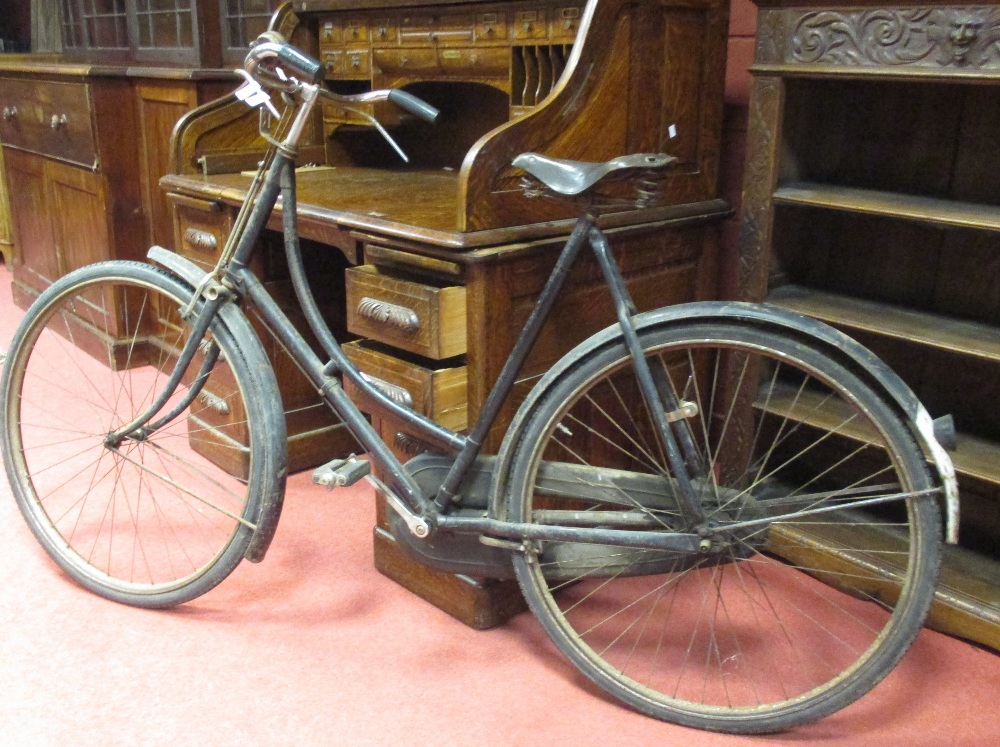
[1,261,284,607]
[504,318,942,733]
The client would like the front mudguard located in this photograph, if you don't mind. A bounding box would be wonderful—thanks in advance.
[148,247,289,561]
[489,301,959,543]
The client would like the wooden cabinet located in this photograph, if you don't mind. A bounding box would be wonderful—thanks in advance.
[0,72,141,305]
[0,66,231,314]
[739,0,1000,650]
[56,0,284,66]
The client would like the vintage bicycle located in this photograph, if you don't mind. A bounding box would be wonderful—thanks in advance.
[0,25,958,734]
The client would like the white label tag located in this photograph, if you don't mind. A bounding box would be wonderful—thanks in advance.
[235,78,280,118]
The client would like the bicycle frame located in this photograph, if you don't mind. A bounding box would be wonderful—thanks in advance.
[139,78,711,550]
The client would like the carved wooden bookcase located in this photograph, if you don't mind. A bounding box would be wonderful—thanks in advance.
[740,0,1000,650]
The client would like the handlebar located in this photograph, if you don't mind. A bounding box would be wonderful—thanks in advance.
[249,39,326,85]
[243,34,439,125]
[387,89,439,124]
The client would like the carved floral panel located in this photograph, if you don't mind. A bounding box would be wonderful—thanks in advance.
[757,6,1000,69]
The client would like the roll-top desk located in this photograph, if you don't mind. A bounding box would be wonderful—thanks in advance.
[162,0,732,626]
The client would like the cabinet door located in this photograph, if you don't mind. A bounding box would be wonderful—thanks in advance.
[4,148,58,292]
[45,158,109,276]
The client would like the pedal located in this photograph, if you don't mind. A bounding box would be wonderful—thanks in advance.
[312,454,371,489]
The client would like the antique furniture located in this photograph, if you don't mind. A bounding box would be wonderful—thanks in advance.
[740,0,1000,649]
[0,63,234,309]
[162,0,731,626]
[0,1,284,306]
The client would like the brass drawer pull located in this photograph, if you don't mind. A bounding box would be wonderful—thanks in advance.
[198,390,230,416]
[393,431,429,456]
[357,296,420,332]
[2,106,17,121]
[361,373,414,408]
[184,227,219,251]
[50,113,68,129]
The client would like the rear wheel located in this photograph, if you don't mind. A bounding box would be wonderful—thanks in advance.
[506,319,942,733]
[1,262,279,607]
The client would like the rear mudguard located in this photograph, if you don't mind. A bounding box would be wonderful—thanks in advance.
[148,247,289,561]
[489,301,959,543]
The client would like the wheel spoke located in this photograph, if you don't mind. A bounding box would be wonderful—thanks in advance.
[3,266,266,606]
[510,321,941,732]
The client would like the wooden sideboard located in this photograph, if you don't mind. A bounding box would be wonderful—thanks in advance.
[0,0,285,294]
[0,61,234,309]
[163,0,732,626]
[740,0,1000,650]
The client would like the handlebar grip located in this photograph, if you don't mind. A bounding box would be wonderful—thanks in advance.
[274,44,325,85]
[387,89,439,124]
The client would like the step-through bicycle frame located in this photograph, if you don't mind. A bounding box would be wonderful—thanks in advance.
[133,75,713,553]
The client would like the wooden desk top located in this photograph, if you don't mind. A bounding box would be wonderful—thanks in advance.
[161,165,730,255]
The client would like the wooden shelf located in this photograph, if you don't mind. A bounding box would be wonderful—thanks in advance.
[768,285,1000,364]
[772,182,1000,233]
[771,518,1000,652]
[758,384,1000,488]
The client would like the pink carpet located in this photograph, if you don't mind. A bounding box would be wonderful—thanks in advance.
[2,259,999,746]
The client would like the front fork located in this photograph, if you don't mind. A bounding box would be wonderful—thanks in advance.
[587,228,709,529]
[105,290,226,447]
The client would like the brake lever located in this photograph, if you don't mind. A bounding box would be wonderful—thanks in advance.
[341,104,410,163]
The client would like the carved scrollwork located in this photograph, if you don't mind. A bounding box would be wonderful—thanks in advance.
[184,227,219,252]
[361,373,414,408]
[393,431,429,456]
[788,7,1000,68]
[198,390,230,416]
[357,297,420,333]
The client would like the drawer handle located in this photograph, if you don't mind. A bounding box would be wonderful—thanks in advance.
[393,431,429,456]
[50,113,68,129]
[2,106,16,121]
[198,390,231,416]
[184,227,219,251]
[357,296,420,333]
[361,373,414,408]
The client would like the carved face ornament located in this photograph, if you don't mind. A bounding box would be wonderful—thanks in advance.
[947,13,982,63]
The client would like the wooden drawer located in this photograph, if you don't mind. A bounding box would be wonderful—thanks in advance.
[343,340,468,430]
[346,264,467,359]
[513,9,549,40]
[551,6,583,41]
[169,193,229,272]
[323,49,371,78]
[399,14,476,45]
[373,48,441,77]
[371,18,399,45]
[439,47,510,78]
[0,78,96,168]
[319,18,370,46]
[475,11,508,41]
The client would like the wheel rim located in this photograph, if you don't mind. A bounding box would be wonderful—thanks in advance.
[511,326,939,730]
[4,272,257,599]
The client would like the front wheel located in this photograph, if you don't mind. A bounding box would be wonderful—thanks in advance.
[505,319,942,733]
[1,261,283,607]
